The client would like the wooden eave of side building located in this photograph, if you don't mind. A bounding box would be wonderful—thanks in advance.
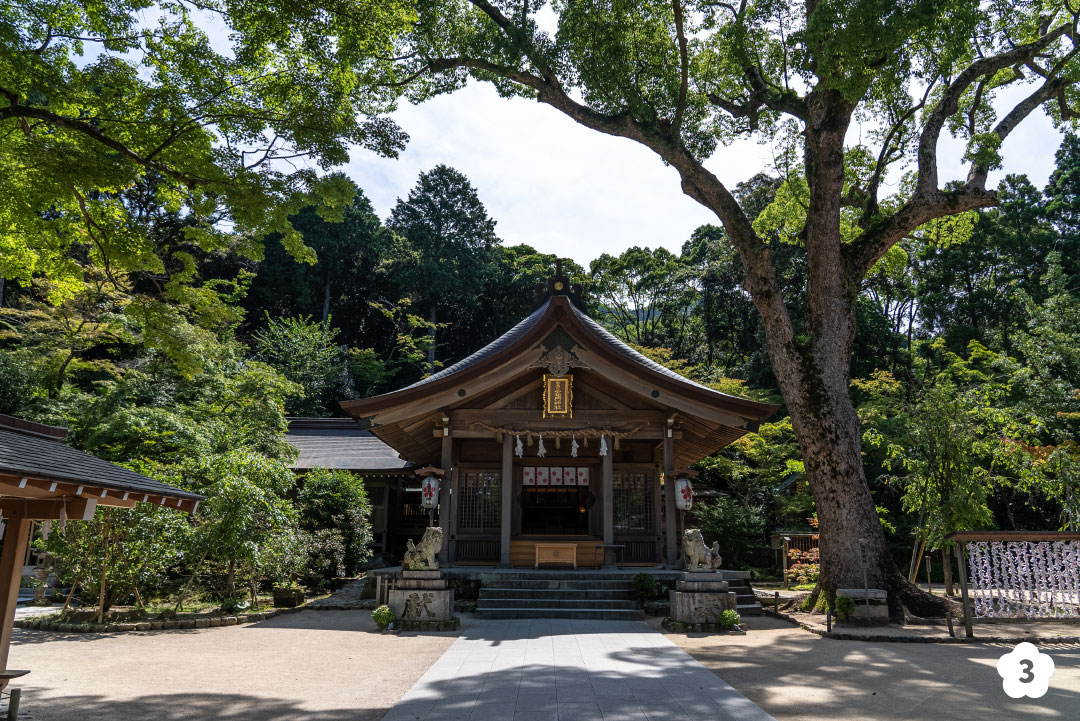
[340,295,778,468]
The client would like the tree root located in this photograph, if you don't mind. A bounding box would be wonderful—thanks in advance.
[803,574,962,622]
[892,573,962,620]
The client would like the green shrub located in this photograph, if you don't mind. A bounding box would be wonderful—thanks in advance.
[372,604,394,629]
[720,609,741,629]
[632,573,658,602]
[298,528,347,591]
[835,594,856,622]
[220,597,250,614]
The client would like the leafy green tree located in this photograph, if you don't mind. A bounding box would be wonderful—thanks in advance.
[167,450,299,607]
[1043,133,1080,289]
[917,176,1058,354]
[590,246,694,349]
[43,504,191,621]
[387,165,499,372]
[244,180,394,334]
[297,468,373,577]
[388,0,1080,613]
[253,314,352,416]
[1,0,411,308]
[480,246,588,338]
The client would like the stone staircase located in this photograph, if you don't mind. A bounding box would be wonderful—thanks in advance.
[476,572,645,620]
[721,571,763,616]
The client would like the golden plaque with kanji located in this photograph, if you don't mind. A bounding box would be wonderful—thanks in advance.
[542,373,572,418]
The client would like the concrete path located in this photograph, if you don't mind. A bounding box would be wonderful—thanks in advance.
[384,619,777,721]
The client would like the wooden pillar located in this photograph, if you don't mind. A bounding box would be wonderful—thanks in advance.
[439,432,452,565]
[663,431,677,568]
[0,515,31,681]
[602,436,614,554]
[954,542,975,639]
[652,467,663,564]
[500,434,513,567]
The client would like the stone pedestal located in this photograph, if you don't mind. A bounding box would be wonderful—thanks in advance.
[387,571,457,631]
[837,588,889,626]
[669,571,738,625]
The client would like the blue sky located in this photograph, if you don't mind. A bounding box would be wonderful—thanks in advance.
[344,81,1065,268]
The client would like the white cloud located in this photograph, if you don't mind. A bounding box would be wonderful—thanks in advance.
[346,82,1063,268]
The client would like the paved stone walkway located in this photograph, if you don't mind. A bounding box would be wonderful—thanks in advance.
[383,619,777,721]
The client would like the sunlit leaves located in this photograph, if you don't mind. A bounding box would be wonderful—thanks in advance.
[1,0,412,312]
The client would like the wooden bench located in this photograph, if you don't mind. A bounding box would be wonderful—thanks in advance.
[535,542,577,569]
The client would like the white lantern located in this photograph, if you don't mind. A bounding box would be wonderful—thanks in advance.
[674,477,694,511]
[421,475,440,510]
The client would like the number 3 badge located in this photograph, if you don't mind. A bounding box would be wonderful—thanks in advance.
[997,642,1055,699]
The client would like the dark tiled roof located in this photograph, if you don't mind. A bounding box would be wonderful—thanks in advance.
[567,303,719,392]
[0,428,203,500]
[401,299,552,390]
[401,296,736,400]
[286,418,412,471]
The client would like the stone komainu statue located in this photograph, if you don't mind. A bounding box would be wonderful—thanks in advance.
[403,527,443,571]
[682,529,722,571]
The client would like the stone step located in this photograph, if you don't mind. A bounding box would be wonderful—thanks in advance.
[476,607,646,621]
[483,579,636,590]
[470,572,650,582]
[737,603,763,616]
[477,598,640,611]
[479,588,636,601]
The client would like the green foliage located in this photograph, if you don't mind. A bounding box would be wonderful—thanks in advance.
[164,450,300,601]
[632,573,659,602]
[692,496,768,568]
[296,529,347,592]
[1,0,412,308]
[297,468,374,577]
[387,164,499,370]
[834,594,856,623]
[719,609,741,630]
[254,314,351,416]
[372,604,395,629]
[43,503,190,618]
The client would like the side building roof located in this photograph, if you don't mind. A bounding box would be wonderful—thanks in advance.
[286,418,413,472]
[0,414,202,511]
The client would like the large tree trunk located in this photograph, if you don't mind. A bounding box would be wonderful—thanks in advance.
[321,278,331,324]
[668,90,949,619]
[427,305,437,375]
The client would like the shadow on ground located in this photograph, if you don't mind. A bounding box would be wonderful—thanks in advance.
[667,616,1080,721]
[19,693,389,721]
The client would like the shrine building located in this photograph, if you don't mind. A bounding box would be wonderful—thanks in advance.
[341,270,776,570]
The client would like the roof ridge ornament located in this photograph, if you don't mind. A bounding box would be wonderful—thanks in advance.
[533,258,587,310]
[529,344,588,376]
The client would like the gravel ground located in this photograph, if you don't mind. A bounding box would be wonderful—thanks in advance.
[782,610,1080,642]
[656,615,1080,721]
[8,609,458,721]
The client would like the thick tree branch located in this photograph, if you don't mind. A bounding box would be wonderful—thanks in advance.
[861,82,935,226]
[424,2,799,371]
[0,104,210,186]
[672,0,690,134]
[967,74,1069,189]
[707,66,808,126]
[849,186,997,276]
[915,23,1071,197]
[849,22,1076,276]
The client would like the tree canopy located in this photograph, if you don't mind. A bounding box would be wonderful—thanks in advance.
[381,0,1080,613]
